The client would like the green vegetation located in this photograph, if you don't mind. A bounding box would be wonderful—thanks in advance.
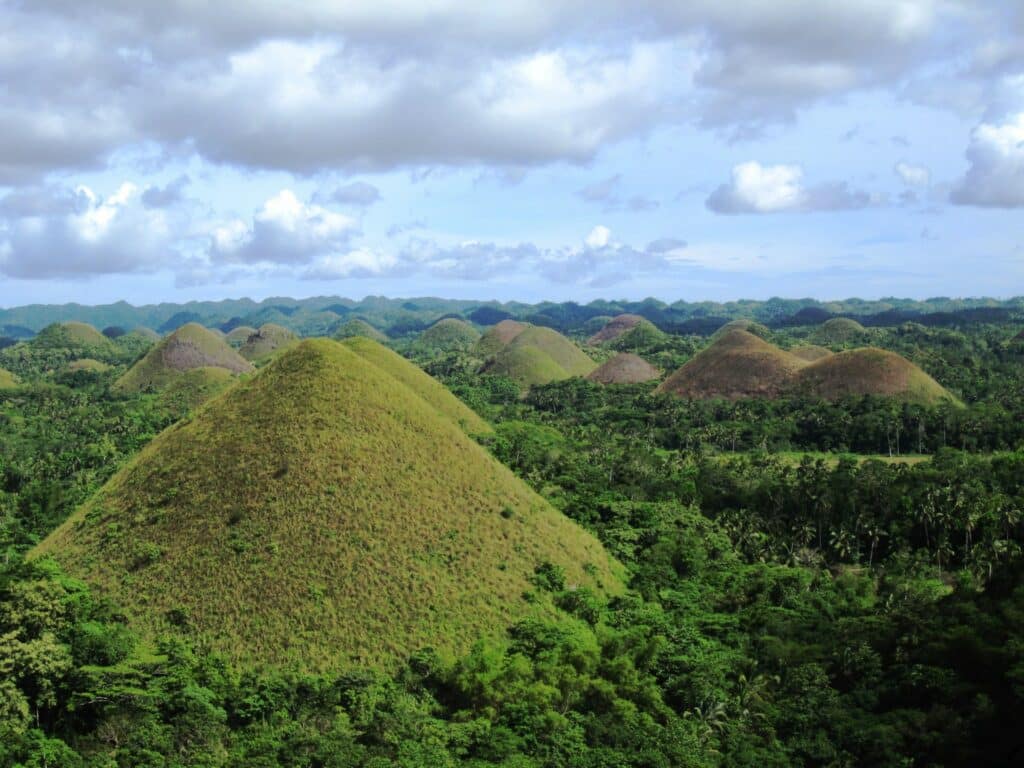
[416,317,480,351]
[65,358,112,374]
[33,339,621,670]
[0,368,18,389]
[158,366,236,413]
[333,318,388,342]
[587,313,660,344]
[114,323,254,392]
[482,326,596,388]
[586,352,660,384]
[814,316,869,344]
[238,323,298,362]
[474,318,527,357]
[712,318,772,339]
[224,325,257,347]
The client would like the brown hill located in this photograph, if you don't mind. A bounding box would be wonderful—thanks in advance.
[475,319,528,357]
[239,323,298,362]
[657,329,807,400]
[115,323,254,392]
[790,345,833,363]
[793,348,957,406]
[587,353,660,385]
[588,314,647,344]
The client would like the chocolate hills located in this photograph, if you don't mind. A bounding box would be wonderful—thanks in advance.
[333,318,388,342]
[712,319,771,340]
[418,318,481,351]
[114,323,254,392]
[33,339,622,670]
[587,353,660,385]
[658,329,807,400]
[29,321,118,356]
[588,314,654,344]
[482,325,596,387]
[225,325,258,347]
[790,345,833,362]
[474,319,528,358]
[794,348,957,405]
[239,323,298,362]
[814,317,868,344]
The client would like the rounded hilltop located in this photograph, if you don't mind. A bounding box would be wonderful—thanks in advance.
[481,324,596,387]
[33,338,622,671]
[587,353,660,385]
[418,317,481,351]
[239,323,298,361]
[333,318,388,342]
[474,319,528,358]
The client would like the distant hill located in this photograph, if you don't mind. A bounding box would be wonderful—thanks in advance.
[30,321,115,352]
[712,319,771,340]
[475,319,528,358]
[333,318,388,342]
[115,323,254,392]
[790,345,833,362]
[239,323,298,362]
[225,326,258,347]
[587,314,662,345]
[587,353,660,385]
[657,329,807,400]
[813,317,868,344]
[793,348,958,405]
[482,326,596,388]
[33,339,622,670]
[417,318,481,351]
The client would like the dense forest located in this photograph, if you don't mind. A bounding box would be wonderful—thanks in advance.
[1,302,1023,767]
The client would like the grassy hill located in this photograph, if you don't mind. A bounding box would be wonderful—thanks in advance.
[0,368,18,389]
[658,329,807,400]
[114,323,254,392]
[588,314,657,344]
[587,353,660,384]
[239,323,298,362]
[225,325,258,347]
[340,337,491,435]
[790,344,833,362]
[418,318,481,351]
[65,358,112,373]
[158,366,237,414]
[474,319,528,357]
[33,339,622,671]
[794,347,958,405]
[482,326,596,387]
[29,321,118,355]
[712,319,771,340]
[333,318,388,342]
[814,317,868,344]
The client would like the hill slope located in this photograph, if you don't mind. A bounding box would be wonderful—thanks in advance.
[814,317,868,344]
[418,318,481,351]
[33,339,622,670]
[790,345,833,363]
[225,325,258,347]
[339,337,491,434]
[483,326,596,387]
[333,318,388,342]
[0,368,18,389]
[29,322,118,356]
[474,319,528,357]
[658,329,807,400]
[114,323,254,392]
[239,323,298,362]
[588,314,657,344]
[794,348,957,405]
[587,353,660,384]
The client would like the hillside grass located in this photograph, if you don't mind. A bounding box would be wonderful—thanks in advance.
[474,319,528,358]
[33,339,622,671]
[587,353,660,385]
[418,318,481,351]
[225,326,258,346]
[0,368,19,389]
[239,323,298,362]
[333,318,388,342]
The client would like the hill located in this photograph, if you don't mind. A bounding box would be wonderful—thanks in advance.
[333,318,388,342]
[657,329,807,400]
[0,368,18,389]
[33,339,622,670]
[586,353,660,385]
[814,317,868,344]
[588,314,654,344]
[339,337,491,434]
[712,319,771,340]
[418,318,481,351]
[114,323,254,392]
[475,319,528,358]
[239,323,298,362]
[158,366,237,413]
[30,322,117,354]
[793,348,958,406]
[225,325,258,347]
[482,326,596,387]
[790,345,833,363]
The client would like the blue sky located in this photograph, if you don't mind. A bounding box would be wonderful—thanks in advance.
[1,2,1022,306]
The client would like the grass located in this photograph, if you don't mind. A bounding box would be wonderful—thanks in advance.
[658,329,806,400]
[712,319,771,340]
[33,339,623,672]
[794,347,959,406]
[418,318,481,351]
[66,358,112,373]
[225,326,258,346]
[333,318,388,342]
[474,319,528,358]
[339,336,492,435]
[588,314,660,345]
[587,353,660,385]
[239,323,298,362]
[790,344,833,362]
[0,368,18,389]
[30,322,117,354]
[813,317,868,344]
[115,323,254,393]
[482,326,596,387]
[158,366,237,412]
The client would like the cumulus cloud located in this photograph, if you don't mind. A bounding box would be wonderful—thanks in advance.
[951,112,1024,207]
[706,161,871,213]
[0,183,176,278]
[585,225,612,248]
[209,190,358,264]
[894,161,930,186]
[315,181,381,207]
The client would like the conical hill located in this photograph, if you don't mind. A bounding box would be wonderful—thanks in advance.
[114,322,254,392]
[793,347,958,405]
[239,323,298,362]
[33,339,622,670]
[482,326,596,387]
[587,353,660,384]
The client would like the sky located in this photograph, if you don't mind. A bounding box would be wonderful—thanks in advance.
[0,1,1023,307]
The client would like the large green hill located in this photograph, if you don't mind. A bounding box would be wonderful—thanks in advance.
[793,347,958,405]
[417,318,481,351]
[114,323,254,392]
[239,323,298,362]
[482,326,596,387]
[33,339,621,670]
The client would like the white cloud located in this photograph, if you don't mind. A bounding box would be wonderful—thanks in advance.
[585,225,612,248]
[894,161,931,186]
[706,161,871,213]
[0,182,176,278]
[209,190,358,264]
[951,112,1024,207]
